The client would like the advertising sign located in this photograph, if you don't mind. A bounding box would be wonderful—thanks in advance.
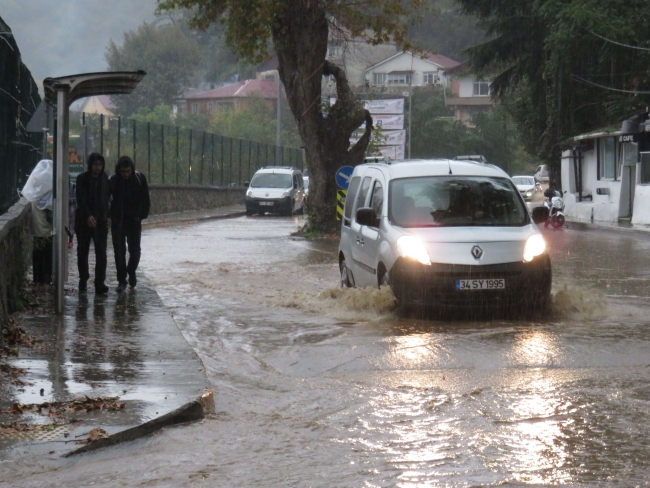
[374,145,406,160]
[350,130,406,146]
[371,114,404,130]
[363,98,404,114]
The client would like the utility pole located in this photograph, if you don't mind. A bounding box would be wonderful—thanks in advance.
[275,74,282,165]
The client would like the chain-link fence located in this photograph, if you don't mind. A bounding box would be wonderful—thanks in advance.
[75,113,304,185]
[0,18,42,216]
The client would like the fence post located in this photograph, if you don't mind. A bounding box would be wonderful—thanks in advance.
[229,137,233,185]
[200,131,205,185]
[211,133,215,185]
[132,119,136,169]
[100,114,104,155]
[117,116,121,160]
[161,124,165,184]
[220,135,224,185]
[248,141,252,182]
[238,139,243,186]
[147,122,151,181]
[176,126,180,185]
[188,129,193,184]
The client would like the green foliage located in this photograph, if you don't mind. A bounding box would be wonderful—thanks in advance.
[456,0,650,181]
[105,22,201,116]
[410,87,534,174]
[130,104,211,131]
[208,96,301,147]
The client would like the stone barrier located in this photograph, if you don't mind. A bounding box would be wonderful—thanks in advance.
[148,185,245,215]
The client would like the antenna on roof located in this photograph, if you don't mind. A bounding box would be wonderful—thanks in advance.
[447,159,453,175]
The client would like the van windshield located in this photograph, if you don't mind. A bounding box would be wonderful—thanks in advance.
[250,173,292,189]
[389,176,529,227]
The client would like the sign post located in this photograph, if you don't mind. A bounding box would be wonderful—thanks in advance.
[335,166,354,221]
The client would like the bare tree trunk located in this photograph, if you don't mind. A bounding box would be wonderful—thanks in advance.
[272,1,372,234]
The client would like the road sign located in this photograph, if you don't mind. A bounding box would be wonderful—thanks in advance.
[336,190,347,220]
[336,165,354,189]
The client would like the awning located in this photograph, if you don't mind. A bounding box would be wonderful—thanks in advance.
[43,70,146,105]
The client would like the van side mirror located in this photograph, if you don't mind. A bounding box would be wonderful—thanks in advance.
[531,206,547,225]
[356,207,379,227]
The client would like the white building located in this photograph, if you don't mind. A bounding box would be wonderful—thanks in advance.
[561,117,650,225]
[364,51,460,89]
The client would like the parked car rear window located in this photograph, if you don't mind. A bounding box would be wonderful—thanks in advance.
[389,176,529,227]
[250,173,293,188]
[512,176,535,186]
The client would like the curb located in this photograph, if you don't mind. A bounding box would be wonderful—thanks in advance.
[65,391,215,457]
[142,211,246,230]
[565,220,650,238]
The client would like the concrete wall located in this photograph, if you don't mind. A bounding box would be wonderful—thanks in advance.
[0,199,31,333]
[148,185,245,215]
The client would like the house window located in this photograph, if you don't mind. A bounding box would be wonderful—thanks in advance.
[191,103,199,114]
[599,137,617,179]
[387,73,411,85]
[207,102,213,114]
[640,152,650,184]
[423,72,438,85]
[621,141,638,167]
[473,80,490,96]
[373,72,386,85]
[216,101,235,112]
[327,44,342,58]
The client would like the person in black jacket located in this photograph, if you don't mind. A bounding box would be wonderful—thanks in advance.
[110,155,150,292]
[76,152,111,293]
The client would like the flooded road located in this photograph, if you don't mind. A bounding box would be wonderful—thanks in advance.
[5,217,650,487]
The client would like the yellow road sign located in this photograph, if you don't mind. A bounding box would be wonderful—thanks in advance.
[336,190,347,220]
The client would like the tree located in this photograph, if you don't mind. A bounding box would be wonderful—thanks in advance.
[455,0,650,187]
[157,0,424,233]
[106,22,201,116]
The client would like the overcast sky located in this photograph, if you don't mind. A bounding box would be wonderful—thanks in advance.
[2,0,159,88]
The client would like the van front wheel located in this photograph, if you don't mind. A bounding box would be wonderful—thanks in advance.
[340,259,352,288]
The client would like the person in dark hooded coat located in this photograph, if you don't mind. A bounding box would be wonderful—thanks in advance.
[110,155,150,292]
[75,152,111,293]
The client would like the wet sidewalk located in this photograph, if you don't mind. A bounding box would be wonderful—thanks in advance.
[0,205,245,460]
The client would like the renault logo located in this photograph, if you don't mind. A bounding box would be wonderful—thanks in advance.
[471,245,483,260]
[265,193,269,197]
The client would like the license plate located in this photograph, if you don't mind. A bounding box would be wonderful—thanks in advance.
[456,279,505,290]
[259,202,274,206]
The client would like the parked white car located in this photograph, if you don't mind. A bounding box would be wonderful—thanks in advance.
[245,167,306,216]
[338,159,552,314]
[512,175,543,201]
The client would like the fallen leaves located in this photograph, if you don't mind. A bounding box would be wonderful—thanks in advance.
[76,427,110,445]
[3,396,126,418]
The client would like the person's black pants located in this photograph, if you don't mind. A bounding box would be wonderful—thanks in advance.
[111,219,142,284]
[32,237,53,283]
[77,224,108,286]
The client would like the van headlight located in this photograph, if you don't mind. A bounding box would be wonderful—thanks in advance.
[282,191,290,198]
[246,190,253,197]
[396,236,431,265]
[523,234,546,262]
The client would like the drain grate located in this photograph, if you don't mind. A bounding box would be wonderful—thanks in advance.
[0,424,72,441]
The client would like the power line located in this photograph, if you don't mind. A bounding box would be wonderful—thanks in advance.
[572,75,650,95]
[587,29,650,52]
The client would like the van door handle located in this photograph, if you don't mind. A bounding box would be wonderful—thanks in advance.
[356,237,364,245]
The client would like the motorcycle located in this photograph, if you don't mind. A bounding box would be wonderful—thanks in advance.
[541,188,565,229]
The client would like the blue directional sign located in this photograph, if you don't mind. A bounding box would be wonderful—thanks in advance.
[336,165,354,190]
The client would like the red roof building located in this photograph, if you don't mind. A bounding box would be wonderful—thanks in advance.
[184,79,279,115]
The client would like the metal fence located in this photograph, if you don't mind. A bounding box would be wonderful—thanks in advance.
[0,18,42,215]
[75,113,304,185]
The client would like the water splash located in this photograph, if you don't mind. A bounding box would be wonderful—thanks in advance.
[550,284,608,320]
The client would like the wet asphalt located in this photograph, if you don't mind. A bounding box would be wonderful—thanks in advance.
[4,211,650,486]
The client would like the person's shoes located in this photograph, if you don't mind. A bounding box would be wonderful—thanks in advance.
[116,282,127,293]
[78,281,87,292]
[95,283,109,294]
[128,273,137,289]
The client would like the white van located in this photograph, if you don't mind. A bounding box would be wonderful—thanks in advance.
[338,159,552,313]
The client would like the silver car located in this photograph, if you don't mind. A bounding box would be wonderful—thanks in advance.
[338,159,552,314]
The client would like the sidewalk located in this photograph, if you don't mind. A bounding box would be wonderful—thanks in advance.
[0,206,244,459]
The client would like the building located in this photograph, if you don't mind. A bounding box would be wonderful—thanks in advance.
[74,95,116,117]
[444,63,496,125]
[364,51,460,90]
[560,112,650,225]
[183,79,279,115]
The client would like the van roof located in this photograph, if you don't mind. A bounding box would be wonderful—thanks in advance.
[353,159,510,180]
[255,166,300,174]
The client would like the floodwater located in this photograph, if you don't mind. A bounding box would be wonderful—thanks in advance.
[5,217,650,487]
